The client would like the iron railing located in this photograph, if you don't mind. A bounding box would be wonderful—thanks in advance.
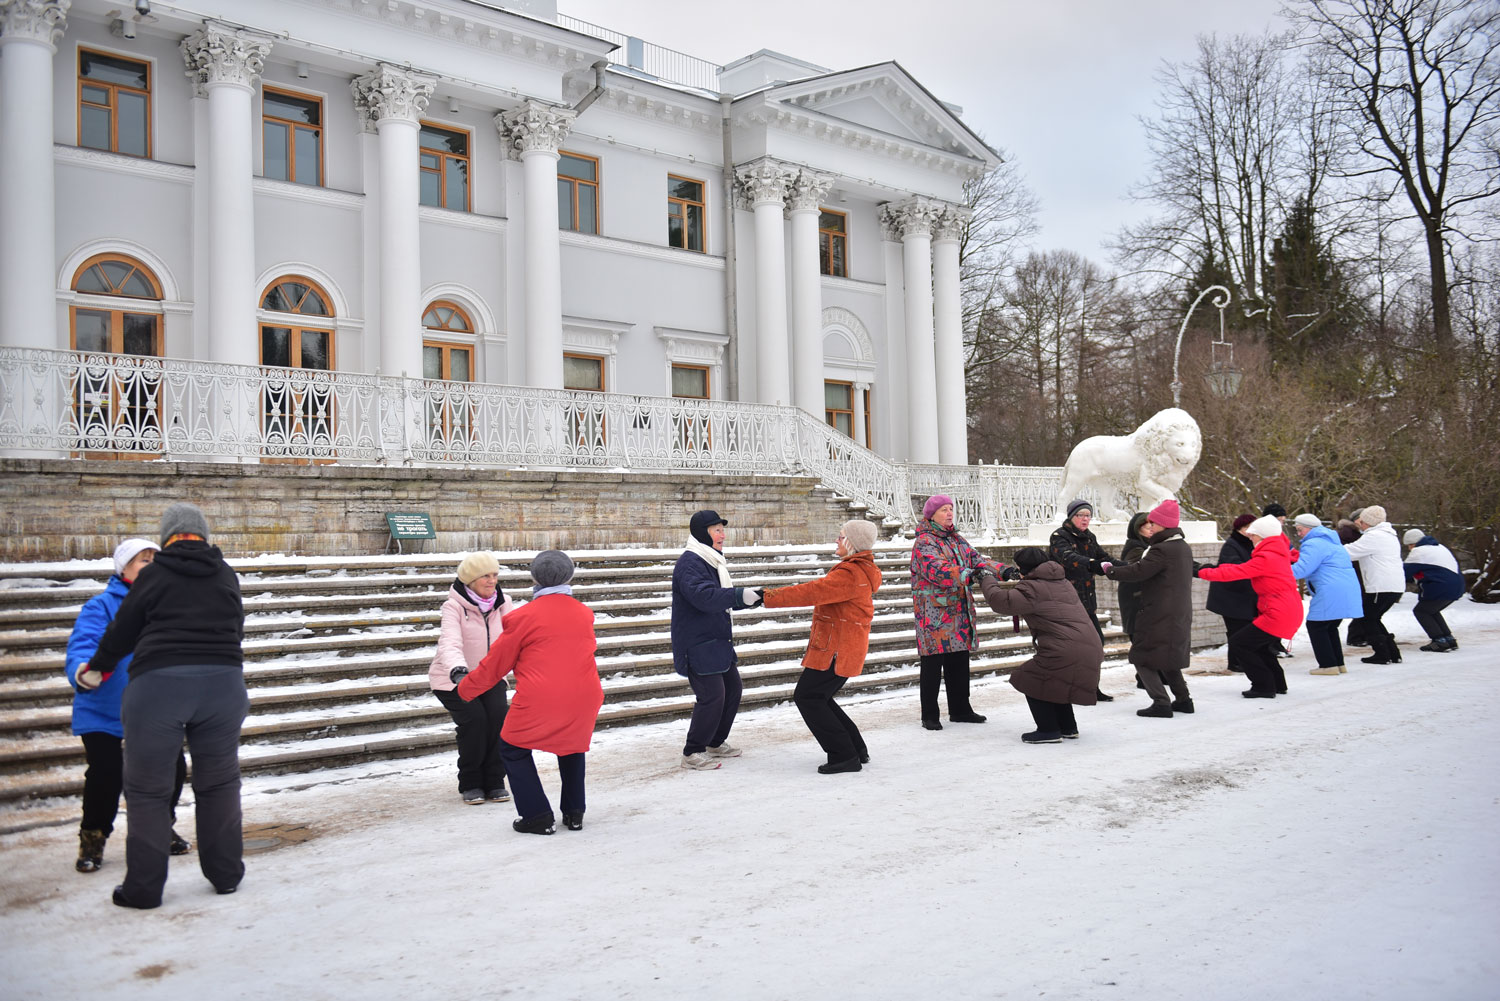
[556,14,722,92]
[0,347,1066,536]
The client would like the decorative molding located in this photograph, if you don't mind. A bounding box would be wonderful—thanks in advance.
[562,316,631,355]
[54,144,194,184]
[740,101,989,181]
[822,306,876,366]
[181,22,274,98]
[820,274,885,296]
[418,205,507,233]
[734,156,797,209]
[656,327,727,366]
[254,261,354,320]
[880,196,942,240]
[590,84,718,136]
[351,63,437,130]
[0,0,68,48]
[559,229,726,273]
[931,203,970,243]
[785,169,837,215]
[253,175,364,209]
[57,237,184,301]
[496,99,576,158]
[421,281,499,340]
[877,206,904,242]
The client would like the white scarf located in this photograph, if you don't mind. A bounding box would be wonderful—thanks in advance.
[684,536,734,588]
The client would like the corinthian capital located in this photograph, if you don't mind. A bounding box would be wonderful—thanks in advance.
[181,23,272,98]
[785,169,837,215]
[496,100,576,158]
[0,0,68,47]
[734,157,798,209]
[351,64,437,131]
[932,203,971,242]
[880,197,943,240]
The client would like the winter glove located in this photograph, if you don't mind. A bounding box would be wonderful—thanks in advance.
[741,587,762,606]
[448,665,470,686]
[1000,566,1022,582]
[1099,562,1113,574]
[1088,559,1105,574]
[73,663,104,692]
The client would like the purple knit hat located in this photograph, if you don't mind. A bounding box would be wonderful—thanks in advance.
[922,494,955,520]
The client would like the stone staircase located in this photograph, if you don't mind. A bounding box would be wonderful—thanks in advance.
[0,544,1130,804]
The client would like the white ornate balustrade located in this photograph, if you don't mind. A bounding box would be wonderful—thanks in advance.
[0,347,1063,536]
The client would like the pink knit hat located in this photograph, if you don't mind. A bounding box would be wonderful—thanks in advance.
[922,494,955,520]
[1147,498,1180,529]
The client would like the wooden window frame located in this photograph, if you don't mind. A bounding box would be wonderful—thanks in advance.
[667,174,707,253]
[419,121,472,212]
[863,386,873,449]
[670,363,711,400]
[671,362,712,452]
[825,378,855,438]
[68,254,165,458]
[558,151,600,235]
[421,340,474,382]
[261,85,325,187]
[563,351,607,393]
[259,276,337,463]
[563,351,607,447]
[77,46,152,159]
[819,208,849,278]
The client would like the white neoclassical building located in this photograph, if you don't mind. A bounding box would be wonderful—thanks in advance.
[0,0,998,465]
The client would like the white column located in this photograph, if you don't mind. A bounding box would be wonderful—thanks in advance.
[735,157,797,407]
[498,100,575,389]
[182,24,273,367]
[786,169,834,417]
[852,379,869,448]
[885,197,941,464]
[0,0,68,349]
[880,214,908,459]
[932,204,969,465]
[353,65,435,379]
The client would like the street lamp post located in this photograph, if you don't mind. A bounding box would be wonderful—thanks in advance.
[1171,285,1237,407]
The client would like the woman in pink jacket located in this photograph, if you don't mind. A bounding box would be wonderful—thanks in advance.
[1196,515,1305,699]
[429,552,514,805]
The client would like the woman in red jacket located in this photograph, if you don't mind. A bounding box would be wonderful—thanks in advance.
[762,520,883,774]
[1196,515,1305,699]
[456,551,603,835]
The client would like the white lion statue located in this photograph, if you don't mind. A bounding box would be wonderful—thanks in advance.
[1054,408,1203,521]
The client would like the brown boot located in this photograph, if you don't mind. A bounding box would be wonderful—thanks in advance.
[76,828,107,873]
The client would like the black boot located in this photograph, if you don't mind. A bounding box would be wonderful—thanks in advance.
[169,831,191,856]
[949,711,987,723]
[1136,703,1172,718]
[561,811,583,831]
[1095,689,1114,702]
[818,757,863,774]
[76,828,107,874]
[1170,698,1195,714]
[921,718,943,731]
[512,813,556,835]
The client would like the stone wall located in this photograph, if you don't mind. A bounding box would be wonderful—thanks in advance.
[0,459,872,561]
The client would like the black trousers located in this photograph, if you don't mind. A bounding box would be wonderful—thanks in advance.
[1305,619,1345,668]
[793,665,865,764]
[919,650,973,719]
[1361,592,1402,660]
[1220,615,1254,672]
[433,683,509,793]
[683,665,743,755]
[1025,696,1077,736]
[499,737,584,822]
[79,732,186,836]
[1231,623,1287,694]
[1413,599,1454,640]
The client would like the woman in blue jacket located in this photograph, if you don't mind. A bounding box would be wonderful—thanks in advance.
[65,539,189,873]
[1290,515,1364,675]
[671,510,761,770]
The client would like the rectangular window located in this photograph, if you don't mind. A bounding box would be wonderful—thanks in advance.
[667,175,706,252]
[863,387,873,448]
[563,352,605,447]
[672,364,711,452]
[262,87,323,187]
[419,123,471,211]
[825,380,854,438]
[557,152,599,234]
[422,341,474,452]
[78,48,151,158]
[423,342,472,382]
[819,210,848,278]
[671,364,709,399]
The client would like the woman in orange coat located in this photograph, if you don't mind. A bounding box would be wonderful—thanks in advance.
[762,520,882,774]
[456,551,603,835]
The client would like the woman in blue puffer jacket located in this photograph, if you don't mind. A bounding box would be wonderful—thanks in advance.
[65,539,189,874]
[1289,515,1364,675]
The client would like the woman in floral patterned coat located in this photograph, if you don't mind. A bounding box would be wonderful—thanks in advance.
[910,495,1010,730]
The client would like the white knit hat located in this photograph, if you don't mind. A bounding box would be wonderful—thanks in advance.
[841,520,878,553]
[1403,528,1425,546]
[1293,513,1322,529]
[456,552,499,585]
[112,538,160,577]
[1245,515,1283,540]
[1359,505,1387,526]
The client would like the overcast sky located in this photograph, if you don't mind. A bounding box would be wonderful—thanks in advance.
[559,0,1291,263]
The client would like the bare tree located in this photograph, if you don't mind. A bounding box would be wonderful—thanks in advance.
[1290,0,1500,344]
[958,146,1040,334]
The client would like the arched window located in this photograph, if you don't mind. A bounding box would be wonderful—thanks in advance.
[68,254,165,457]
[259,276,335,458]
[422,300,473,381]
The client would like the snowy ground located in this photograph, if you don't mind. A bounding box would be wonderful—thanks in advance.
[2,594,1497,1000]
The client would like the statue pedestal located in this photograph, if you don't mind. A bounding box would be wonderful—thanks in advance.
[1022,520,1220,545]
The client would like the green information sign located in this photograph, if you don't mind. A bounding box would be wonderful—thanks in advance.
[385,512,435,553]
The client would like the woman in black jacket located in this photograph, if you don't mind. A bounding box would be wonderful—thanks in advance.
[1116,512,1151,640]
[82,502,247,909]
[1048,499,1116,702]
[1204,514,1258,674]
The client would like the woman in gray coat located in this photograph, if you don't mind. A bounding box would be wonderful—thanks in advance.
[979,547,1103,743]
[1102,499,1195,719]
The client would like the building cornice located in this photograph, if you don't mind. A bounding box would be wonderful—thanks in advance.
[738,99,988,181]
[54,144,194,184]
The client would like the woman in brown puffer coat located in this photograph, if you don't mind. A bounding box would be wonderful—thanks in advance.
[978,547,1103,744]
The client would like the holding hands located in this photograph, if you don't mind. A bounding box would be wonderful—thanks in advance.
[73,662,104,692]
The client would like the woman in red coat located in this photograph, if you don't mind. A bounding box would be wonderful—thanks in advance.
[456,551,603,835]
[1196,515,1305,699]
[762,520,883,774]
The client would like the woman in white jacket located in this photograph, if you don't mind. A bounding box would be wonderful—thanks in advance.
[1344,506,1405,664]
[430,553,515,804]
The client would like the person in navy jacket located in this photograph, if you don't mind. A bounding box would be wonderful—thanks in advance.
[65,539,189,874]
[1403,529,1465,652]
[1290,514,1365,675]
[671,510,761,770]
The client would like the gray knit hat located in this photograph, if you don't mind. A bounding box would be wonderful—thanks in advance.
[1066,498,1092,520]
[1403,528,1425,546]
[841,520,878,553]
[529,550,574,589]
[159,502,209,545]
